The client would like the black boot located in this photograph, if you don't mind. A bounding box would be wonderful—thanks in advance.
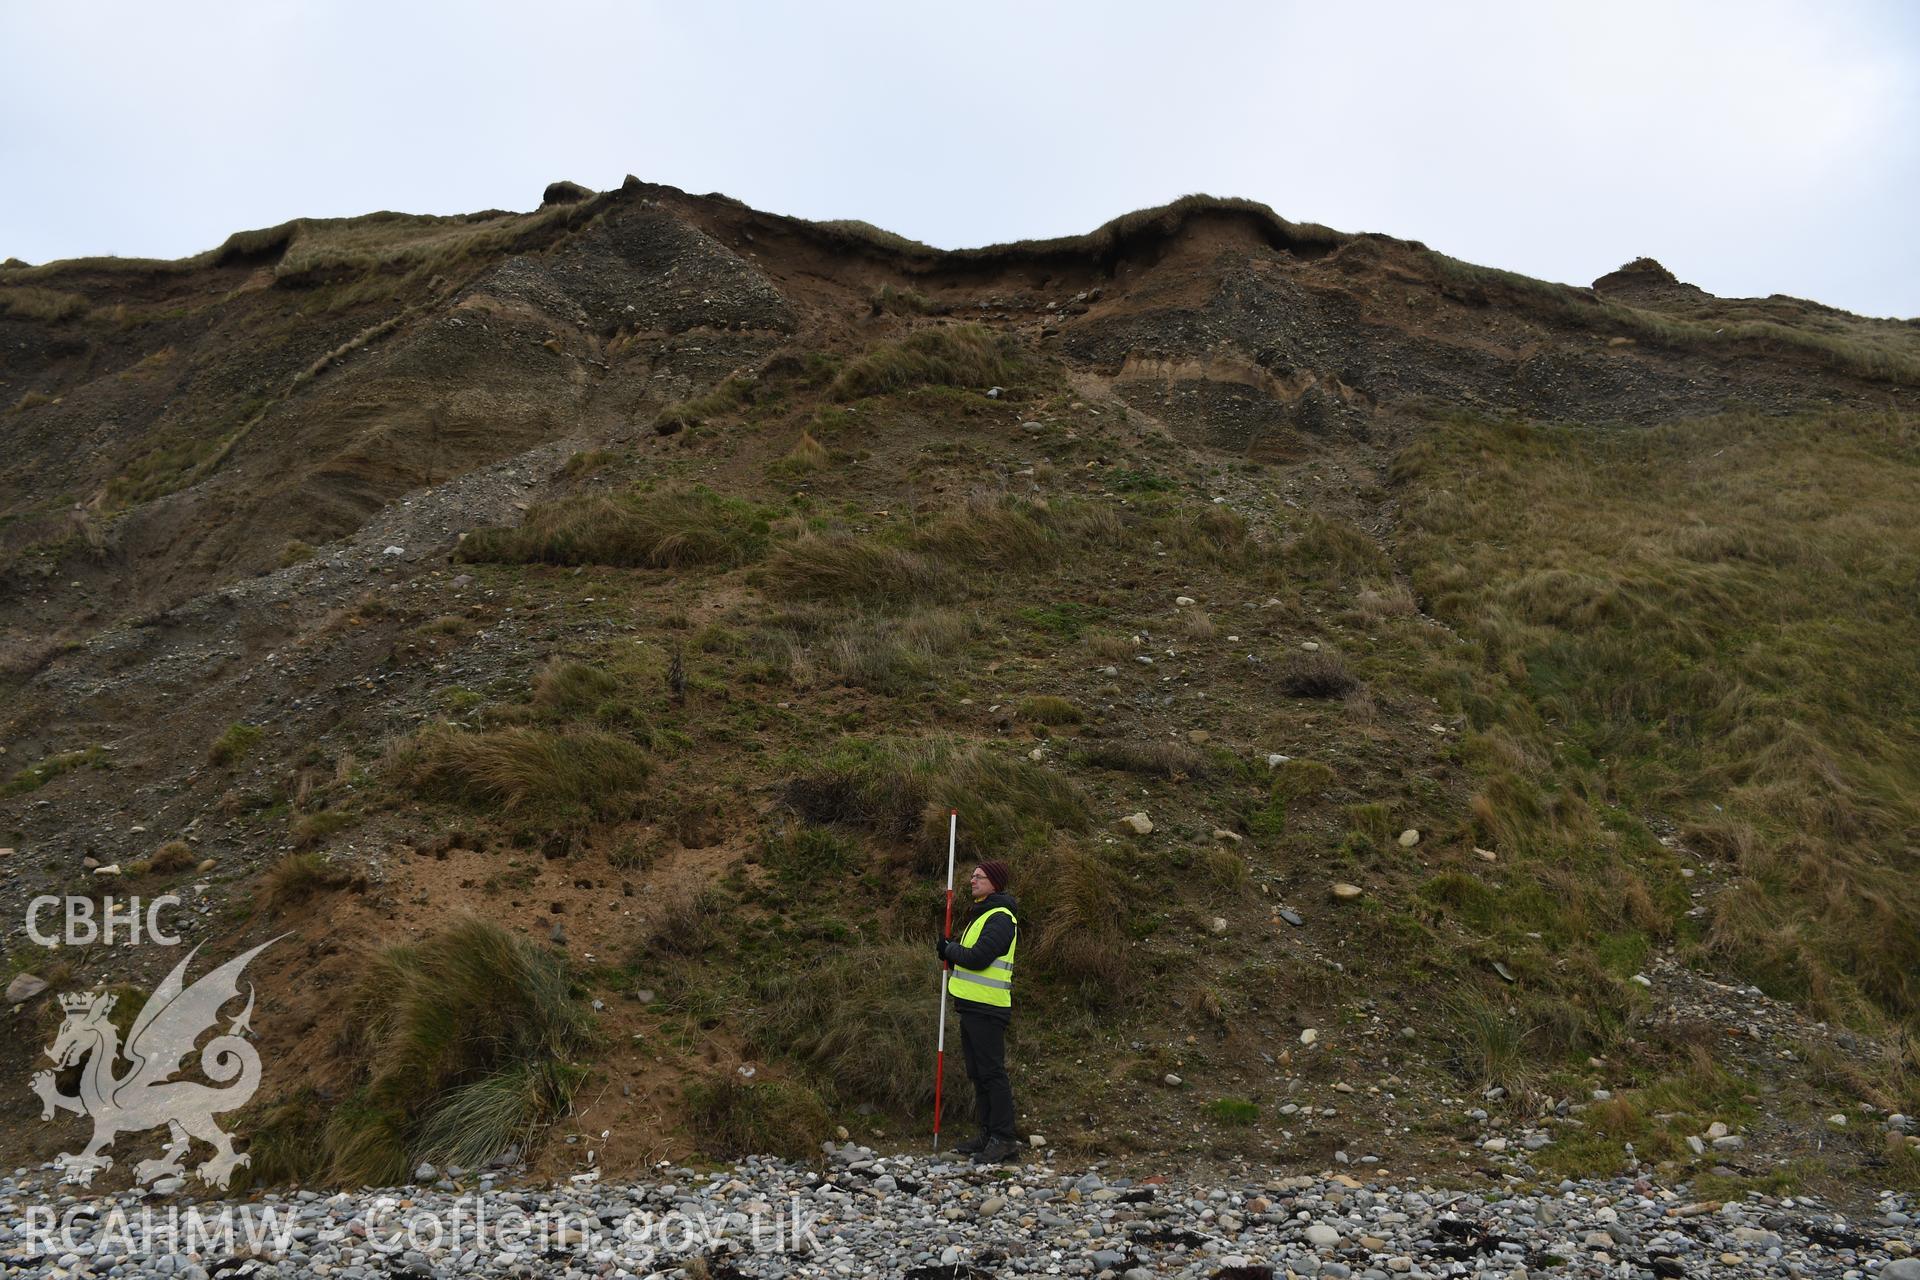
[971,1137,1022,1165]
[949,1132,989,1156]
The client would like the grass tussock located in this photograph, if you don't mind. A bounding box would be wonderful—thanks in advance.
[656,375,756,433]
[457,486,768,569]
[764,533,943,602]
[388,725,650,818]
[831,325,1023,400]
[145,840,198,875]
[646,885,727,957]
[1443,989,1540,1101]
[529,659,652,731]
[682,1074,830,1159]
[1071,738,1209,779]
[762,494,1135,603]
[870,284,937,315]
[1019,695,1084,726]
[207,722,264,766]
[747,940,968,1122]
[323,918,593,1184]
[775,431,830,474]
[816,608,981,692]
[262,852,367,912]
[6,389,58,415]
[1276,650,1358,698]
[1016,839,1133,1000]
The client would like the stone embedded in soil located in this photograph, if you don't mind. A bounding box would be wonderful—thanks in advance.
[5,974,47,1005]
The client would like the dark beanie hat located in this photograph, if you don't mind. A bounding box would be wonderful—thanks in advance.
[977,860,1010,891]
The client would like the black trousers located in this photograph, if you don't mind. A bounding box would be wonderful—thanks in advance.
[958,1008,1015,1141]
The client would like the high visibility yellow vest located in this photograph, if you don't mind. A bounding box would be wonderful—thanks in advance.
[947,905,1017,1008]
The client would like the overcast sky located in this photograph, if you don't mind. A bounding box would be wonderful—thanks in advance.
[3,1,1916,317]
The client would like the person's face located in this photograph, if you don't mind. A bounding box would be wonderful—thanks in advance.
[968,867,993,900]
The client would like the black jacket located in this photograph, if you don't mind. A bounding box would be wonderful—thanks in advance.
[944,891,1019,1019]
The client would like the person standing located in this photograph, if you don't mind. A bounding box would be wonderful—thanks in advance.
[936,859,1020,1164]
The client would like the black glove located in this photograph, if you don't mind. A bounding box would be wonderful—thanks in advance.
[936,937,952,963]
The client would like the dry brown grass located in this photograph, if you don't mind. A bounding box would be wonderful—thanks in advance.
[146,840,197,875]
[778,431,829,473]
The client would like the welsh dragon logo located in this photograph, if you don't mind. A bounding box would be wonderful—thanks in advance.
[31,937,281,1189]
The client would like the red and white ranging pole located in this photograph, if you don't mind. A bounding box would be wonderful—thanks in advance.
[932,808,957,1152]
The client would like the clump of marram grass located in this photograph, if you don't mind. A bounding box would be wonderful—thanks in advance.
[747,940,969,1123]
[654,375,756,433]
[1149,505,1258,567]
[322,918,593,1185]
[776,431,830,473]
[1018,695,1084,726]
[682,1074,830,1159]
[1016,839,1133,999]
[759,824,861,883]
[1,745,110,796]
[917,493,1058,568]
[646,885,726,957]
[457,486,768,569]
[763,533,943,602]
[1285,514,1394,584]
[1443,988,1540,1100]
[1350,583,1420,624]
[817,609,980,692]
[207,722,264,766]
[1276,650,1357,698]
[869,284,936,316]
[831,324,1022,400]
[1205,1098,1260,1126]
[1082,628,1138,661]
[6,389,57,415]
[387,725,650,818]
[146,840,197,875]
[291,809,354,850]
[529,659,651,731]
[1070,738,1209,779]
[262,852,367,912]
